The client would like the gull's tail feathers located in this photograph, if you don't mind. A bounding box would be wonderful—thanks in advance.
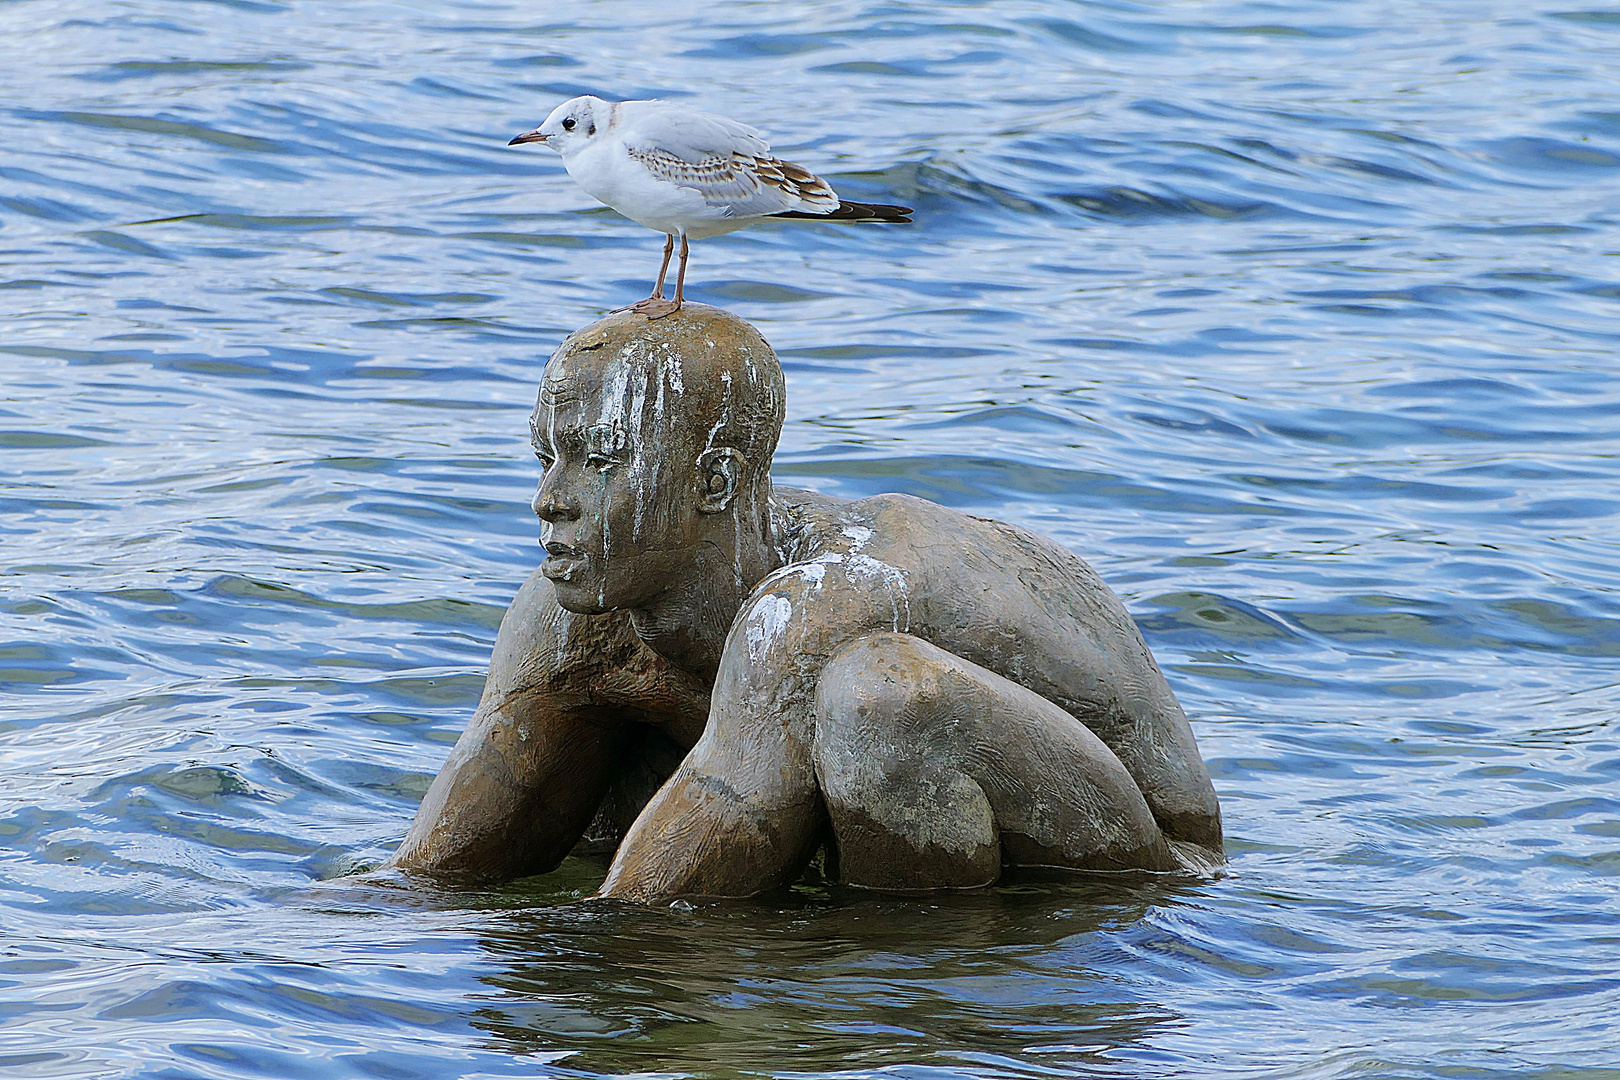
[773,201,913,223]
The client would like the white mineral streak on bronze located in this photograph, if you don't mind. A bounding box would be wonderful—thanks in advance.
[745,595,793,660]
[626,361,650,538]
[844,552,910,632]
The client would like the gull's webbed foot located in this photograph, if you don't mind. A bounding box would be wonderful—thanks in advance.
[628,296,682,319]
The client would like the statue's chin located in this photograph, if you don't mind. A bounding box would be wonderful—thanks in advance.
[543,558,608,613]
[550,586,614,616]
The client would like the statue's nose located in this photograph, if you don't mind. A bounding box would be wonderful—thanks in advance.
[533,483,578,522]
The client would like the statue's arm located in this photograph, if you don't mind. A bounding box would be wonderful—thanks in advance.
[593,695,823,902]
[595,583,839,902]
[388,567,702,883]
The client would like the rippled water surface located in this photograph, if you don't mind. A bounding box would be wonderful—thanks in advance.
[4,1,1619,1076]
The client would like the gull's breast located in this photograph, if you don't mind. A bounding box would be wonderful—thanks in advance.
[566,140,735,237]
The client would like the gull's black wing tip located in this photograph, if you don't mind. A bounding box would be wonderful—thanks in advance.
[773,201,914,223]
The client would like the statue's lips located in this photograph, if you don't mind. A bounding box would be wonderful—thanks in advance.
[541,543,585,581]
[541,556,584,581]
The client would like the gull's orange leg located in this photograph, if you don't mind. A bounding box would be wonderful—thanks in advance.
[650,233,674,299]
[631,234,687,319]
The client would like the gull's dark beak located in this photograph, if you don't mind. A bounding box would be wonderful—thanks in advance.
[509,129,548,145]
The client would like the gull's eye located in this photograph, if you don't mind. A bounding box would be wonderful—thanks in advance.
[562,117,577,131]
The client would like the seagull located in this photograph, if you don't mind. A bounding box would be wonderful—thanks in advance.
[509,96,913,318]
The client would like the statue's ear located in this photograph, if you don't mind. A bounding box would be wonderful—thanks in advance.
[696,447,746,513]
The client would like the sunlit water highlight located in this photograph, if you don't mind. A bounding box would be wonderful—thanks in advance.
[2,1,1618,1077]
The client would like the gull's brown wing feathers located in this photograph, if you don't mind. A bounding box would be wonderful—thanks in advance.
[626,145,841,218]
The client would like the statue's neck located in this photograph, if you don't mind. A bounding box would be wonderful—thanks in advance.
[628,514,781,684]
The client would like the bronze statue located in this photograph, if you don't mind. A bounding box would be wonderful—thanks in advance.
[386,304,1222,900]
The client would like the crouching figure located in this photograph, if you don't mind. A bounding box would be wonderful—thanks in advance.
[387,305,1222,900]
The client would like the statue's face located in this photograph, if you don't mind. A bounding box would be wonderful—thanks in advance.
[530,356,694,614]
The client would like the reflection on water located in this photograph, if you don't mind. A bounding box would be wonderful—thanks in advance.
[471,872,1194,1074]
[3,0,1619,1077]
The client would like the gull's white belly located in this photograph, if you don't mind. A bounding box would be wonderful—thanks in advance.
[564,140,753,239]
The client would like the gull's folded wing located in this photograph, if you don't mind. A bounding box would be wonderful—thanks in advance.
[619,101,839,218]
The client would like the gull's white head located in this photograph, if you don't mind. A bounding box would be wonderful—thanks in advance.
[509,95,610,157]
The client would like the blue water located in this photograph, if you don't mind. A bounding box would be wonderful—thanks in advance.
[3,1,1619,1076]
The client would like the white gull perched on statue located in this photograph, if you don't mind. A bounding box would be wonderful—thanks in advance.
[509,95,912,318]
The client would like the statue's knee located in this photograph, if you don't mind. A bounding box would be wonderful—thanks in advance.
[813,635,1000,890]
[814,632,947,742]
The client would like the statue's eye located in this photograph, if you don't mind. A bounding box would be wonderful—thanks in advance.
[562,117,576,131]
[585,422,624,470]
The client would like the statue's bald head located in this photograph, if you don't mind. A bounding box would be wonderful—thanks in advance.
[533,304,785,533]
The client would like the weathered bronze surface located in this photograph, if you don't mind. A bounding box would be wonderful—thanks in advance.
[387,303,1223,899]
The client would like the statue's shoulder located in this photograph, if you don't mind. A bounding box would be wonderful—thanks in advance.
[768,486,1115,618]
[768,487,935,566]
[770,486,1076,565]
